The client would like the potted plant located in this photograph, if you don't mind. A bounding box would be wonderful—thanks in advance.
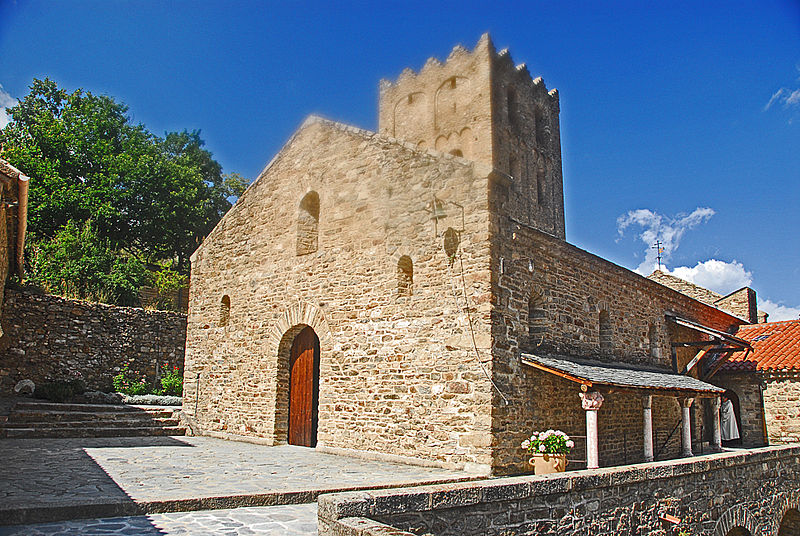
[521,429,574,474]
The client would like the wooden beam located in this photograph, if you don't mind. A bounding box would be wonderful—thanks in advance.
[521,358,592,389]
[681,347,712,375]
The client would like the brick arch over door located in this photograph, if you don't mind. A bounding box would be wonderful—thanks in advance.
[774,491,800,536]
[714,505,758,536]
[268,302,331,443]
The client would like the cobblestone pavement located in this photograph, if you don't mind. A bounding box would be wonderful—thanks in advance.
[1,436,469,524]
[0,503,319,535]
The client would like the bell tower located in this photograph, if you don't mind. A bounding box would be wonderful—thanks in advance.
[378,33,566,239]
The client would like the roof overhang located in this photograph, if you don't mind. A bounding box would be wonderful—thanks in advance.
[666,315,752,380]
[521,353,725,397]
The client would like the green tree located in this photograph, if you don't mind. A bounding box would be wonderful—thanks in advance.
[0,78,249,295]
[26,220,148,305]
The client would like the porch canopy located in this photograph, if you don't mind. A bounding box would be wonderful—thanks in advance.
[520,353,724,396]
[521,352,725,467]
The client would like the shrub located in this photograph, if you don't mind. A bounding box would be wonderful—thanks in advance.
[158,363,183,396]
[112,362,151,395]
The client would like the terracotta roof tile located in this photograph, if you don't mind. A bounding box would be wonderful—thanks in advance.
[722,319,800,372]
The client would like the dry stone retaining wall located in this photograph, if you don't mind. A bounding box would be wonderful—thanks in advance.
[0,289,186,393]
[318,445,800,536]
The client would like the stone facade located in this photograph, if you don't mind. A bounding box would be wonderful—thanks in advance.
[318,445,800,536]
[0,289,187,393]
[762,372,800,444]
[185,35,746,475]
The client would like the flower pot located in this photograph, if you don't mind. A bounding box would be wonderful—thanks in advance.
[529,453,567,474]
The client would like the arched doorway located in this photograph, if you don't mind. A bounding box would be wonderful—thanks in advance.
[779,508,800,536]
[725,528,751,536]
[288,326,320,447]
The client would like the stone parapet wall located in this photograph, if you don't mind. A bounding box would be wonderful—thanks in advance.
[0,289,187,393]
[318,445,800,536]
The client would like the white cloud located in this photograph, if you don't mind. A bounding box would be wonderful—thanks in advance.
[667,259,752,295]
[764,66,800,112]
[616,207,715,274]
[0,84,17,129]
[759,300,800,322]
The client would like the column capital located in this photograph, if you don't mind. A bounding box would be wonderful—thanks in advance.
[642,393,652,409]
[580,391,605,411]
[680,397,695,408]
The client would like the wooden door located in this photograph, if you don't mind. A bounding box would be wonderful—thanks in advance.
[288,326,320,447]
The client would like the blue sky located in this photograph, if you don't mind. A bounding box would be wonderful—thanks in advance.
[1,0,798,319]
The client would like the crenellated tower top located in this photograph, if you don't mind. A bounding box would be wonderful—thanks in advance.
[378,33,565,239]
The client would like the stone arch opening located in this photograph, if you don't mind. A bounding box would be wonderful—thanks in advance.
[779,508,800,536]
[219,295,231,327]
[725,528,752,536]
[449,149,463,157]
[722,389,743,446]
[397,255,413,296]
[276,324,320,447]
[297,191,320,256]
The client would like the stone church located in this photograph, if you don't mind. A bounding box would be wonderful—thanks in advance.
[183,34,752,475]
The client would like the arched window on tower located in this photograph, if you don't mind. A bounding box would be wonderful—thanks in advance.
[397,256,413,296]
[449,149,463,157]
[220,295,231,327]
[507,87,518,129]
[296,191,320,255]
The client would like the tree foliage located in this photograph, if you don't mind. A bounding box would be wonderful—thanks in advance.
[0,78,249,304]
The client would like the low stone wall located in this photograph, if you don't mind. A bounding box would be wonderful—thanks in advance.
[0,289,187,394]
[318,445,800,536]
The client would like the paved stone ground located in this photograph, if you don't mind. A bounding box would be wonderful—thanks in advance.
[0,435,469,525]
[0,504,319,535]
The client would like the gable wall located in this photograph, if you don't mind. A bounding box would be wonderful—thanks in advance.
[184,121,497,471]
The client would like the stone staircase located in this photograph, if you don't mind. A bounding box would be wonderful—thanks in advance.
[0,401,186,438]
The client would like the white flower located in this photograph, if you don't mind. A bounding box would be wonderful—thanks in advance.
[521,440,530,449]
[538,432,546,440]
[566,440,574,448]
[538,444,546,452]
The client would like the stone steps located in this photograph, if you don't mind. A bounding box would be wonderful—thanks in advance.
[0,401,186,439]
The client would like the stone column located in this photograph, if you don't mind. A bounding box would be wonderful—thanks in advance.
[680,397,694,457]
[710,396,722,452]
[580,391,605,469]
[643,394,654,462]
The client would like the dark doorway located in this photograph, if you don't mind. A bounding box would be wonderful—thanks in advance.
[288,326,320,447]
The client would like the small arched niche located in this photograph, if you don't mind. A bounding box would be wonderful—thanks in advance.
[397,256,413,296]
[296,191,320,256]
[528,291,546,347]
[599,310,612,353]
[219,295,231,327]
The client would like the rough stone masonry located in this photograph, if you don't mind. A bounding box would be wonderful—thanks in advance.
[184,34,751,475]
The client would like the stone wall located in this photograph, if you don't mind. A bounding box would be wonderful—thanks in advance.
[184,117,497,472]
[0,289,187,394]
[762,372,800,444]
[318,445,800,536]
[487,217,746,473]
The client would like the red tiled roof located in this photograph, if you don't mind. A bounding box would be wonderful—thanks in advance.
[722,319,800,372]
